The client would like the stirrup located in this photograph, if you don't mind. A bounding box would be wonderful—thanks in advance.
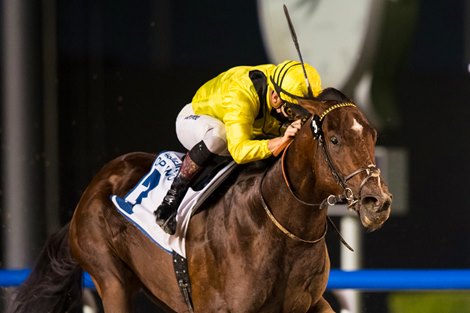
[154,191,177,221]
[159,212,177,235]
[162,190,178,205]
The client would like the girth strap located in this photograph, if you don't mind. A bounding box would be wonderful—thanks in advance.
[172,252,194,313]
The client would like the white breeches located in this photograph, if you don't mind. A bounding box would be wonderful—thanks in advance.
[176,103,231,156]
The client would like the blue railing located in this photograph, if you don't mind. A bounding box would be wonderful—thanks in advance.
[327,269,470,290]
[0,269,95,288]
[2,269,470,290]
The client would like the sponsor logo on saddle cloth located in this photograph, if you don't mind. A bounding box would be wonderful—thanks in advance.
[111,151,236,258]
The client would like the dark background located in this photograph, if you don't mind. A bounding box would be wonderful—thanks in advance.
[56,0,470,268]
[1,0,470,311]
[56,0,269,220]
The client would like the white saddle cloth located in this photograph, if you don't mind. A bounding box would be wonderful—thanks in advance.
[111,151,236,257]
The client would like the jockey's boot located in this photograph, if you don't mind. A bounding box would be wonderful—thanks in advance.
[154,141,213,235]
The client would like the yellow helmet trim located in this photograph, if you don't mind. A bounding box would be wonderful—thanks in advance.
[269,60,322,105]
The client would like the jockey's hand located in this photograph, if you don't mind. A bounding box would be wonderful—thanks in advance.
[283,119,302,139]
[268,119,302,156]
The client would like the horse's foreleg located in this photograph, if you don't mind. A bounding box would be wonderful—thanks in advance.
[307,297,335,313]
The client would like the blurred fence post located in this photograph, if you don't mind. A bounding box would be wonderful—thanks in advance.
[1,0,46,268]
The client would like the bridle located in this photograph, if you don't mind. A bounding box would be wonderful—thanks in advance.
[305,102,381,210]
[260,102,381,247]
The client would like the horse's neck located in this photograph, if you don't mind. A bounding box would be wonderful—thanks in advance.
[281,137,329,202]
[262,144,328,242]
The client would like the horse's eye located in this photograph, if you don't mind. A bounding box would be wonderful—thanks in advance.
[330,136,339,145]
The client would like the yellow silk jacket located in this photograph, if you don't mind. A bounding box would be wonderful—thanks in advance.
[192,64,284,164]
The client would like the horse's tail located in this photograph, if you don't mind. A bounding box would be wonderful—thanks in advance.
[7,223,83,313]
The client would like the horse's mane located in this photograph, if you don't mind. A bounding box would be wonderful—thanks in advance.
[316,87,353,103]
[296,87,355,116]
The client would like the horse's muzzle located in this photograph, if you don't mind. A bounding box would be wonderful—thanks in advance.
[357,190,392,232]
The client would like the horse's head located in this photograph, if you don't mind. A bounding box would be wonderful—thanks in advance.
[298,88,392,232]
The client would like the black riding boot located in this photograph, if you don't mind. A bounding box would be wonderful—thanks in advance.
[154,141,213,234]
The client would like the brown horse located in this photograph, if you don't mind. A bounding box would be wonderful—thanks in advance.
[8,88,392,313]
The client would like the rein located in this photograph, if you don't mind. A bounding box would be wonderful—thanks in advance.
[259,169,327,244]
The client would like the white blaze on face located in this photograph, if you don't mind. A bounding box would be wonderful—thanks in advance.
[351,118,363,134]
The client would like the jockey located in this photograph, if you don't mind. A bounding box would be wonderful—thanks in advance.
[155,60,322,234]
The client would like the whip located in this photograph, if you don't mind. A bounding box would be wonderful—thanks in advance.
[283,4,314,99]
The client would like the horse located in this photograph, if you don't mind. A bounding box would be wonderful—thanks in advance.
[8,88,392,313]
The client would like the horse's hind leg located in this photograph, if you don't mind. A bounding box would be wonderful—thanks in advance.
[72,232,141,313]
[69,201,140,312]
[91,268,140,313]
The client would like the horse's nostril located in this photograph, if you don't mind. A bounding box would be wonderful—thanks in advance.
[381,199,392,212]
[362,196,376,206]
[361,196,388,213]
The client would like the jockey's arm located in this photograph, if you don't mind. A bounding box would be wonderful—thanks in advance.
[225,108,302,163]
[223,88,301,163]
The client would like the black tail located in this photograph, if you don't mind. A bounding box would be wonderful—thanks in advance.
[6,223,83,313]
